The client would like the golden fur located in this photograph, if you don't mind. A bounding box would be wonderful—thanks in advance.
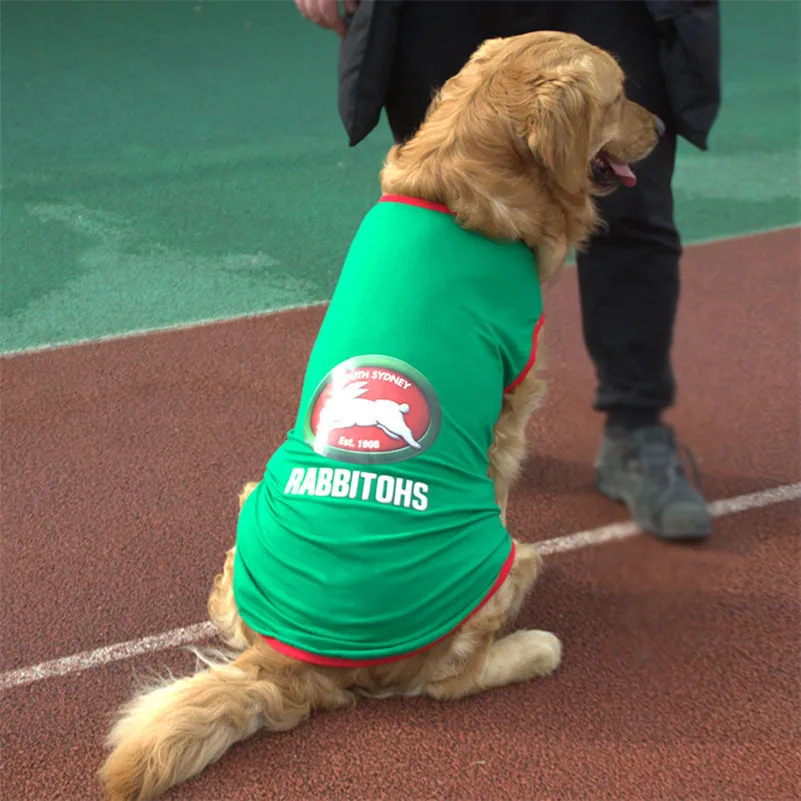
[99,31,659,800]
[381,30,659,280]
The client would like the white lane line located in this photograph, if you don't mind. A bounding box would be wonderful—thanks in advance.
[0,622,216,692]
[2,483,799,692]
[538,482,801,556]
[3,225,798,359]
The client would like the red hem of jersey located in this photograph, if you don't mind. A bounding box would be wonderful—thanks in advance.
[261,540,517,668]
[379,194,451,215]
[504,315,545,394]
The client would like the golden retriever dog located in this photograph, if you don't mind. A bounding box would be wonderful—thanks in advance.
[99,31,660,800]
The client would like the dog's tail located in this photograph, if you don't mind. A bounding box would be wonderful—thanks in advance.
[98,645,355,801]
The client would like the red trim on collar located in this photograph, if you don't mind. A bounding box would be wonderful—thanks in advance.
[379,194,451,214]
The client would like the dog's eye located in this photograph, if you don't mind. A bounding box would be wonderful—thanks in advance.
[615,92,623,105]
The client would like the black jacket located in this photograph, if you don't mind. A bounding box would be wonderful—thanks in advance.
[338,0,721,150]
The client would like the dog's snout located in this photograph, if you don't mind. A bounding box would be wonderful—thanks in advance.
[653,115,666,137]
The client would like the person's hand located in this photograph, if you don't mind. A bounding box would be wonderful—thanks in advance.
[295,0,359,39]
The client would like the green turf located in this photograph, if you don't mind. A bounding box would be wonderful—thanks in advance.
[1,0,799,353]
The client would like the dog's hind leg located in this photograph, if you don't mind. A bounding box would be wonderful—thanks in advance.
[207,481,261,652]
[207,547,253,652]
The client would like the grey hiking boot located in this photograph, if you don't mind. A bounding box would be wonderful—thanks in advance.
[595,424,710,541]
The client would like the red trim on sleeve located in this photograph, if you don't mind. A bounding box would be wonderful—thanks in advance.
[261,540,517,668]
[504,315,545,394]
[379,194,452,215]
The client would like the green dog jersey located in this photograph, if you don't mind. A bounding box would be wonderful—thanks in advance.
[233,195,544,666]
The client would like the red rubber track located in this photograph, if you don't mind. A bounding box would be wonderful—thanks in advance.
[2,229,799,800]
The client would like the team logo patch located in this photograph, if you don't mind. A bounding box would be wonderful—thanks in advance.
[304,355,441,464]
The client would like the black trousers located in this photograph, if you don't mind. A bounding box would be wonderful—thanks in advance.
[384,1,681,427]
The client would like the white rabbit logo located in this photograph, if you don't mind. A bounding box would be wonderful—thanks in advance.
[305,355,441,464]
[317,381,421,449]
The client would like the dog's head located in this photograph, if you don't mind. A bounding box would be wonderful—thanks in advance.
[472,31,662,197]
[381,31,662,252]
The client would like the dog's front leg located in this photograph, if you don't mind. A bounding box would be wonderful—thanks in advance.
[423,541,559,700]
[488,367,546,527]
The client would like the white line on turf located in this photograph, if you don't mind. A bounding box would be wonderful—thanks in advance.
[537,482,801,555]
[0,623,216,693]
[3,225,798,358]
[2,482,799,692]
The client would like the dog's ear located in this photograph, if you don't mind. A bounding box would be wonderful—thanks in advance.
[526,67,600,195]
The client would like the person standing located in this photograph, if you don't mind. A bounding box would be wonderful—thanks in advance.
[295,0,721,541]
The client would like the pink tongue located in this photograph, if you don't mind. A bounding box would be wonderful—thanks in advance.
[607,156,637,187]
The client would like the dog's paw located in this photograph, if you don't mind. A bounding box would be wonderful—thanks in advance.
[531,629,562,674]
[512,628,562,676]
[488,628,562,684]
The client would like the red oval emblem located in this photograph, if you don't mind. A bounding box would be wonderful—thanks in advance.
[304,355,441,464]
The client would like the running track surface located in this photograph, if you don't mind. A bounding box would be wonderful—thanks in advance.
[2,228,800,799]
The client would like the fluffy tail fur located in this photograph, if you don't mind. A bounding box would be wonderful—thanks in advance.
[98,645,355,800]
